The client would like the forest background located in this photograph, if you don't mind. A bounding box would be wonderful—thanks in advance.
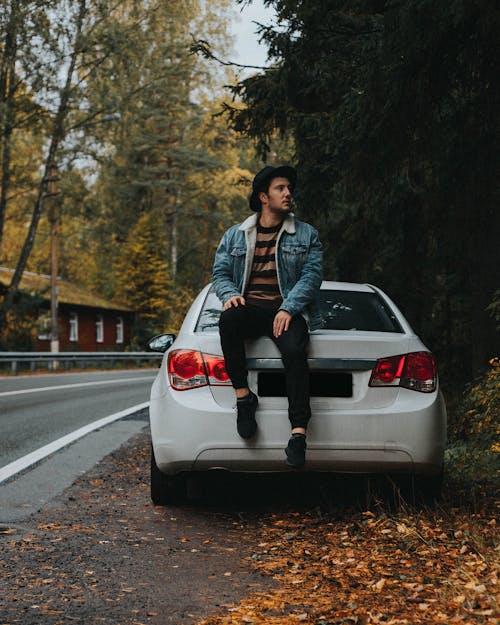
[0,0,498,444]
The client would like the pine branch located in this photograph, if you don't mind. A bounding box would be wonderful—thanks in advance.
[189,38,274,71]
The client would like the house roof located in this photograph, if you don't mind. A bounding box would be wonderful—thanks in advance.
[0,266,133,312]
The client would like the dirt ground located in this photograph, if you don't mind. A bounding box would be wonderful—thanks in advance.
[0,432,276,625]
[0,432,498,625]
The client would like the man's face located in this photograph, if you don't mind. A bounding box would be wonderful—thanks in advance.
[259,176,293,215]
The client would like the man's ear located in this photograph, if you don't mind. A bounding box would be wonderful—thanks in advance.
[258,190,268,206]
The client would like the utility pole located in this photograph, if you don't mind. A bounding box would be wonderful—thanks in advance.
[47,162,59,357]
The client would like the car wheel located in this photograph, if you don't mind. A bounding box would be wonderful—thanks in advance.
[150,445,187,505]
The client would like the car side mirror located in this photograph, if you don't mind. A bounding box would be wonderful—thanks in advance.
[147,334,176,353]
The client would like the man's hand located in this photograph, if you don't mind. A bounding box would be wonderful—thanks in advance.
[273,310,292,337]
[223,296,246,310]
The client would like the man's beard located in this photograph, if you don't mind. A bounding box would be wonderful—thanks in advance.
[270,203,292,214]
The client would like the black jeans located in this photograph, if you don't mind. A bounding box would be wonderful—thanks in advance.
[219,304,311,429]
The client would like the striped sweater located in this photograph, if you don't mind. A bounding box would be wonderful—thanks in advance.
[245,221,283,308]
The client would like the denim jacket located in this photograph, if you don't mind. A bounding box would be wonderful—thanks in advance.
[212,213,324,330]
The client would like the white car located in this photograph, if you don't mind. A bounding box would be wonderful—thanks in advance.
[148,281,447,504]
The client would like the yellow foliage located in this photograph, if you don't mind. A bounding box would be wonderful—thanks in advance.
[113,212,193,339]
[453,358,500,451]
[0,123,44,266]
[0,308,38,350]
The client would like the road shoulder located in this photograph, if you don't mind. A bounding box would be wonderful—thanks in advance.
[0,431,271,625]
[0,412,148,523]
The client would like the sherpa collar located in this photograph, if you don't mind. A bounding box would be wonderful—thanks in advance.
[238,212,296,234]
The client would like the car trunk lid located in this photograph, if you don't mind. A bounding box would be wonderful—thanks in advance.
[204,331,417,410]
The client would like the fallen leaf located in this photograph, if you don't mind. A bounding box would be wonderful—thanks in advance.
[373,578,386,592]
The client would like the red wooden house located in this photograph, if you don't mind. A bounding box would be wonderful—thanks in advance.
[0,267,134,351]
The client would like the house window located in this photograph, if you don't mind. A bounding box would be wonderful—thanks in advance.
[69,312,78,342]
[116,316,124,344]
[38,311,51,340]
[96,315,104,343]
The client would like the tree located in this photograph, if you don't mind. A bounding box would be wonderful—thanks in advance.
[0,0,135,327]
[79,1,253,322]
[113,211,185,344]
[0,0,264,348]
[224,0,500,393]
[0,0,50,255]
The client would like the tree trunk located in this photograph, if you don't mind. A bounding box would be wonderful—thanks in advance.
[0,0,87,326]
[171,191,179,280]
[0,0,20,254]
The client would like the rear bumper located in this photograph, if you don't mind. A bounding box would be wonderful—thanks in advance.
[150,380,446,476]
[191,447,439,474]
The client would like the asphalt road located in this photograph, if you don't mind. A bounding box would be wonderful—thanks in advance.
[0,369,157,469]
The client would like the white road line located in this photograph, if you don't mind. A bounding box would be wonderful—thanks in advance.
[0,376,155,398]
[0,401,150,484]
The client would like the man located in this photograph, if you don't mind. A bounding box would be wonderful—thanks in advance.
[212,165,323,467]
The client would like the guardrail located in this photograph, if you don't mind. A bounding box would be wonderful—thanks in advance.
[0,351,163,374]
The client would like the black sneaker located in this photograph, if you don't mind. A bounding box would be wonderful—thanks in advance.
[236,391,258,439]
[285,433,306,467]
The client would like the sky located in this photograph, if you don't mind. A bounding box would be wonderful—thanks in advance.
[229,0,276,72]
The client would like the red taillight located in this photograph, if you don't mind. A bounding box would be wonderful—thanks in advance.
[369,351,437,393]
[168,349,231,391]
[402,352,437,392]
[203,353,231,385]
[370,354,406,384]
[168,350,206,390]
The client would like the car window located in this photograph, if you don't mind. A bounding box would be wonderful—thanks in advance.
[196,288,403,333]
[195,290,223,332]
[319,290,403,332]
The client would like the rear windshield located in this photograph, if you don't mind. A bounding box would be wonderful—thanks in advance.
[196,288,403,333]
[318,290,403,332]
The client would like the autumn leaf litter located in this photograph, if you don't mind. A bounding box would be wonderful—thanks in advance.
[199,508,498,625]
[0,432,498,625]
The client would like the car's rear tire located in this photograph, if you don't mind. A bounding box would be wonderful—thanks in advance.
[150,445,186,505]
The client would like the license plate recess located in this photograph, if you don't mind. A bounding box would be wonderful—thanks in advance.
[257,371,352,397]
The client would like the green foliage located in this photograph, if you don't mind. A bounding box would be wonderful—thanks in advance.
[486,290,500,332]
[1,0,255,346]
[452,358,500,451]
[69,1,252,307]
[444,443,499,507]
[0,295,39,350]
[446,344,500,495]
[113,211,193,345]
